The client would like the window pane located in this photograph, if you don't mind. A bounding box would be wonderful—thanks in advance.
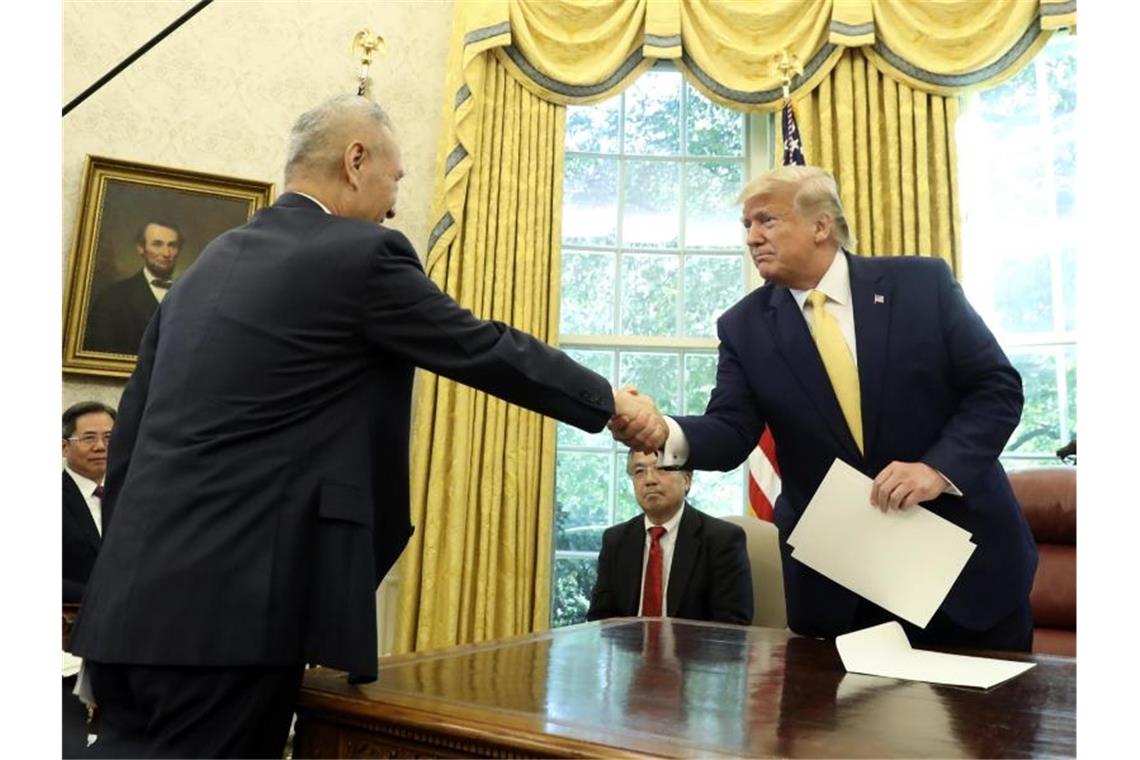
[615,452,640,522]
[619,351,680,416]
[1063,344,1076,443]
[555,451,612,551]
[993,251,1053,334]
[1061,245,1075,331]
[957,33,1076,464]
[686,83,744,156]
[551,557,598,627]
[683,254,743,337]
[683,353,718,414]
[689,466,745,518]
[1006,349,1061,456]
[566,101,620,154]
[684,160,745,249]
[620,253,680,335]
[557,349,615,448]
[560,251,615,335]
[623,69,681,155]
[623,160,680,248]
[563,155,618,247]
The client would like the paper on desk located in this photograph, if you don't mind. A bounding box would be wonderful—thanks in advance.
[787,459,976,628]
[836,621,1036,689]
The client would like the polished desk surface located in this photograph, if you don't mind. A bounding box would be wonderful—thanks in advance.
[296,618,1076,758]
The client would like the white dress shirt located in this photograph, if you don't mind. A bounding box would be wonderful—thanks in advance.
[141,268,173,304]
[637,502,686,616]
[64,466,103,537]
[660,250,959,494]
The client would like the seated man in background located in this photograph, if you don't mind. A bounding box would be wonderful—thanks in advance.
[63,400,115,603]
[62,400,115,757]
[587,449,753,624]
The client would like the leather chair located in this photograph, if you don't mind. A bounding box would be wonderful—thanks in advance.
[1006,467,1076,656]
[721,514,787,628]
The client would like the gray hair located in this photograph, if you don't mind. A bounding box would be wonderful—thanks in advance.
[738,165,855,250]
[284,95,393,182]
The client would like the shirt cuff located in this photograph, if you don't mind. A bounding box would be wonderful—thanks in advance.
[936,469,963,497]
[659,416,690,467]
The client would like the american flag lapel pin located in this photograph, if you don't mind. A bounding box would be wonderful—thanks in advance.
[873,294,885,304]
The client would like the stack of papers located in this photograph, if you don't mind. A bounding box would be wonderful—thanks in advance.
[837,621,1036,689]
[787,459,976,628]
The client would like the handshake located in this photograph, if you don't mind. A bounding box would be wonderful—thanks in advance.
[609,387,668,454]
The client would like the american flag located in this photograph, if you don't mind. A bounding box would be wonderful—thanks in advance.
[747,99,804,522]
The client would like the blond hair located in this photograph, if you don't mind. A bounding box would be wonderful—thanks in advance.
[738,165,854,250]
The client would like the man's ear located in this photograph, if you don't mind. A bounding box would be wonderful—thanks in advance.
[813,213,834,244]
[344,141,367,189]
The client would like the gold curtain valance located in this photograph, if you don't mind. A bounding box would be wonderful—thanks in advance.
[428,0,1074,266]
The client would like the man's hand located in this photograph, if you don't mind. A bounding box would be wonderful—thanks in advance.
[870,461,947,512]
[609,387,668,453]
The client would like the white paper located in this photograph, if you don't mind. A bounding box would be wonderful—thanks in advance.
[787,459,976,627]
[836,622,1036,689]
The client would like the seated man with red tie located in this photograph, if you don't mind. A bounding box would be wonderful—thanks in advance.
[62,400,115,757]
[586,449,753,624]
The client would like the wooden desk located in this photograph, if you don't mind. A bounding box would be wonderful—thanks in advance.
[294,618,1075,758]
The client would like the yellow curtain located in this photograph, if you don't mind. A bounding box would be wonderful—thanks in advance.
[793,49,961,269]
[427,0,1071,268]
[394,54,566,653]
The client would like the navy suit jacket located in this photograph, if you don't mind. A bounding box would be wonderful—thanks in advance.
[586,504,753,625]
[85,270,160,355]
[70,193,615,678]
[675,252,1037,637]
[62,471,101,604]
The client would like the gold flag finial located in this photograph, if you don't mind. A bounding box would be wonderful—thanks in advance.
[352,29,387,96]
[773,51,803,101]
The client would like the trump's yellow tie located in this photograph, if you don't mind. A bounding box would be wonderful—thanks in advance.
[808,290,863,452]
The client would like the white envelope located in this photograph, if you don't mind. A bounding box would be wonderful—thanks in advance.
[836,621,1036,689]
[788,459,976,628]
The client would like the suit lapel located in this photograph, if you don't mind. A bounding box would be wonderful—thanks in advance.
[849,254,891,457]
[63,471,101,550]
[615,518,646,615]
[764,287,861,460]
[666,505,700,616]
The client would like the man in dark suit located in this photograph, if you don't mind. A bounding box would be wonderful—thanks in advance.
[85,220,183,355]
[612,165,1036,652]
[69,95,658,759]
[586,449,752,624]
[62,401,115,603]
[61,400,115,757]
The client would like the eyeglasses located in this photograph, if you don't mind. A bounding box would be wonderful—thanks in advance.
[66,433,112,446]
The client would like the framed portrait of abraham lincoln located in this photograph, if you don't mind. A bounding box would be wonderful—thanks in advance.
[63,155,274,378]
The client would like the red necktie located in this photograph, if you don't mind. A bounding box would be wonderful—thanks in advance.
[93,485,104,500]
[641,526,667,617]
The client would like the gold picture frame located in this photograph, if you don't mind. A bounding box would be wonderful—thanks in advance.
[63,155,275,378]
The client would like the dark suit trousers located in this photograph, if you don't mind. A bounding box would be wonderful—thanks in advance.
[853,599,1033,653]
[84,661,305,759]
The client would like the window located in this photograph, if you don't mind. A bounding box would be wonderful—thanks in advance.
[552,65,770,627]
[957,32,1077,468]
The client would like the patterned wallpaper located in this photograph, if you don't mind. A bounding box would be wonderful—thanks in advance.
[62,0,455,407]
